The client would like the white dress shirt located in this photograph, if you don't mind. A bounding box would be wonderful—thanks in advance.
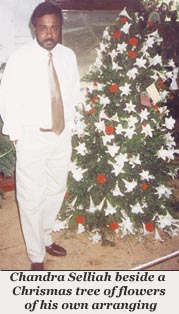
[0,39,80,141]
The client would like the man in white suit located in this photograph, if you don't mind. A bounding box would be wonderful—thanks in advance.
[0,1,80,270]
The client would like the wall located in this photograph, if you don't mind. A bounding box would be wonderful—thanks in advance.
[0,0,42,64]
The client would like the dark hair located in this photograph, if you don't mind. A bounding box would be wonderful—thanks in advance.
[31,1,63,26]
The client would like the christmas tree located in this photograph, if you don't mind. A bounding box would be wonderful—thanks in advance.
[58,8,179,245]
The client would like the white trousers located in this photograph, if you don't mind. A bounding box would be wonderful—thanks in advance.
[15,125,72,263]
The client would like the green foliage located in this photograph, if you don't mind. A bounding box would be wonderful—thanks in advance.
[0,118,15,177]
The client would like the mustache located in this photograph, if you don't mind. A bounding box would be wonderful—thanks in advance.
[43,39,55,44]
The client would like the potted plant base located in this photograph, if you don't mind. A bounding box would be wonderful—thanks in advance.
[0,173,15,192]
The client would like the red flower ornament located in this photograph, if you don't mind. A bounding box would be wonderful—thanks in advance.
[109,84,118,93]
[128,37,138,46]
[141,182,148,191]
[156,79,164,90]
[153,104,159,110]
[147,21,155,28]
[128,51,137,58]
[153,104,160,114]
[120,17,128,24]
[112,30,121,39]
[64,192,69,199]
[88,108,96,115]
[142,122,147,128]
[105,125,115,135]
[97,174,106,185]
[91,96,98,104]
[76,215,85,224]
[109,222,119,230]
[145,222,154,232]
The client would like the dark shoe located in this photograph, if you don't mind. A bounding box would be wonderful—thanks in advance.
[45,243,67,256]
[31,262,44,270]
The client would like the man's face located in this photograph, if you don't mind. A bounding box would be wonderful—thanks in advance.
[34,13,61,50]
